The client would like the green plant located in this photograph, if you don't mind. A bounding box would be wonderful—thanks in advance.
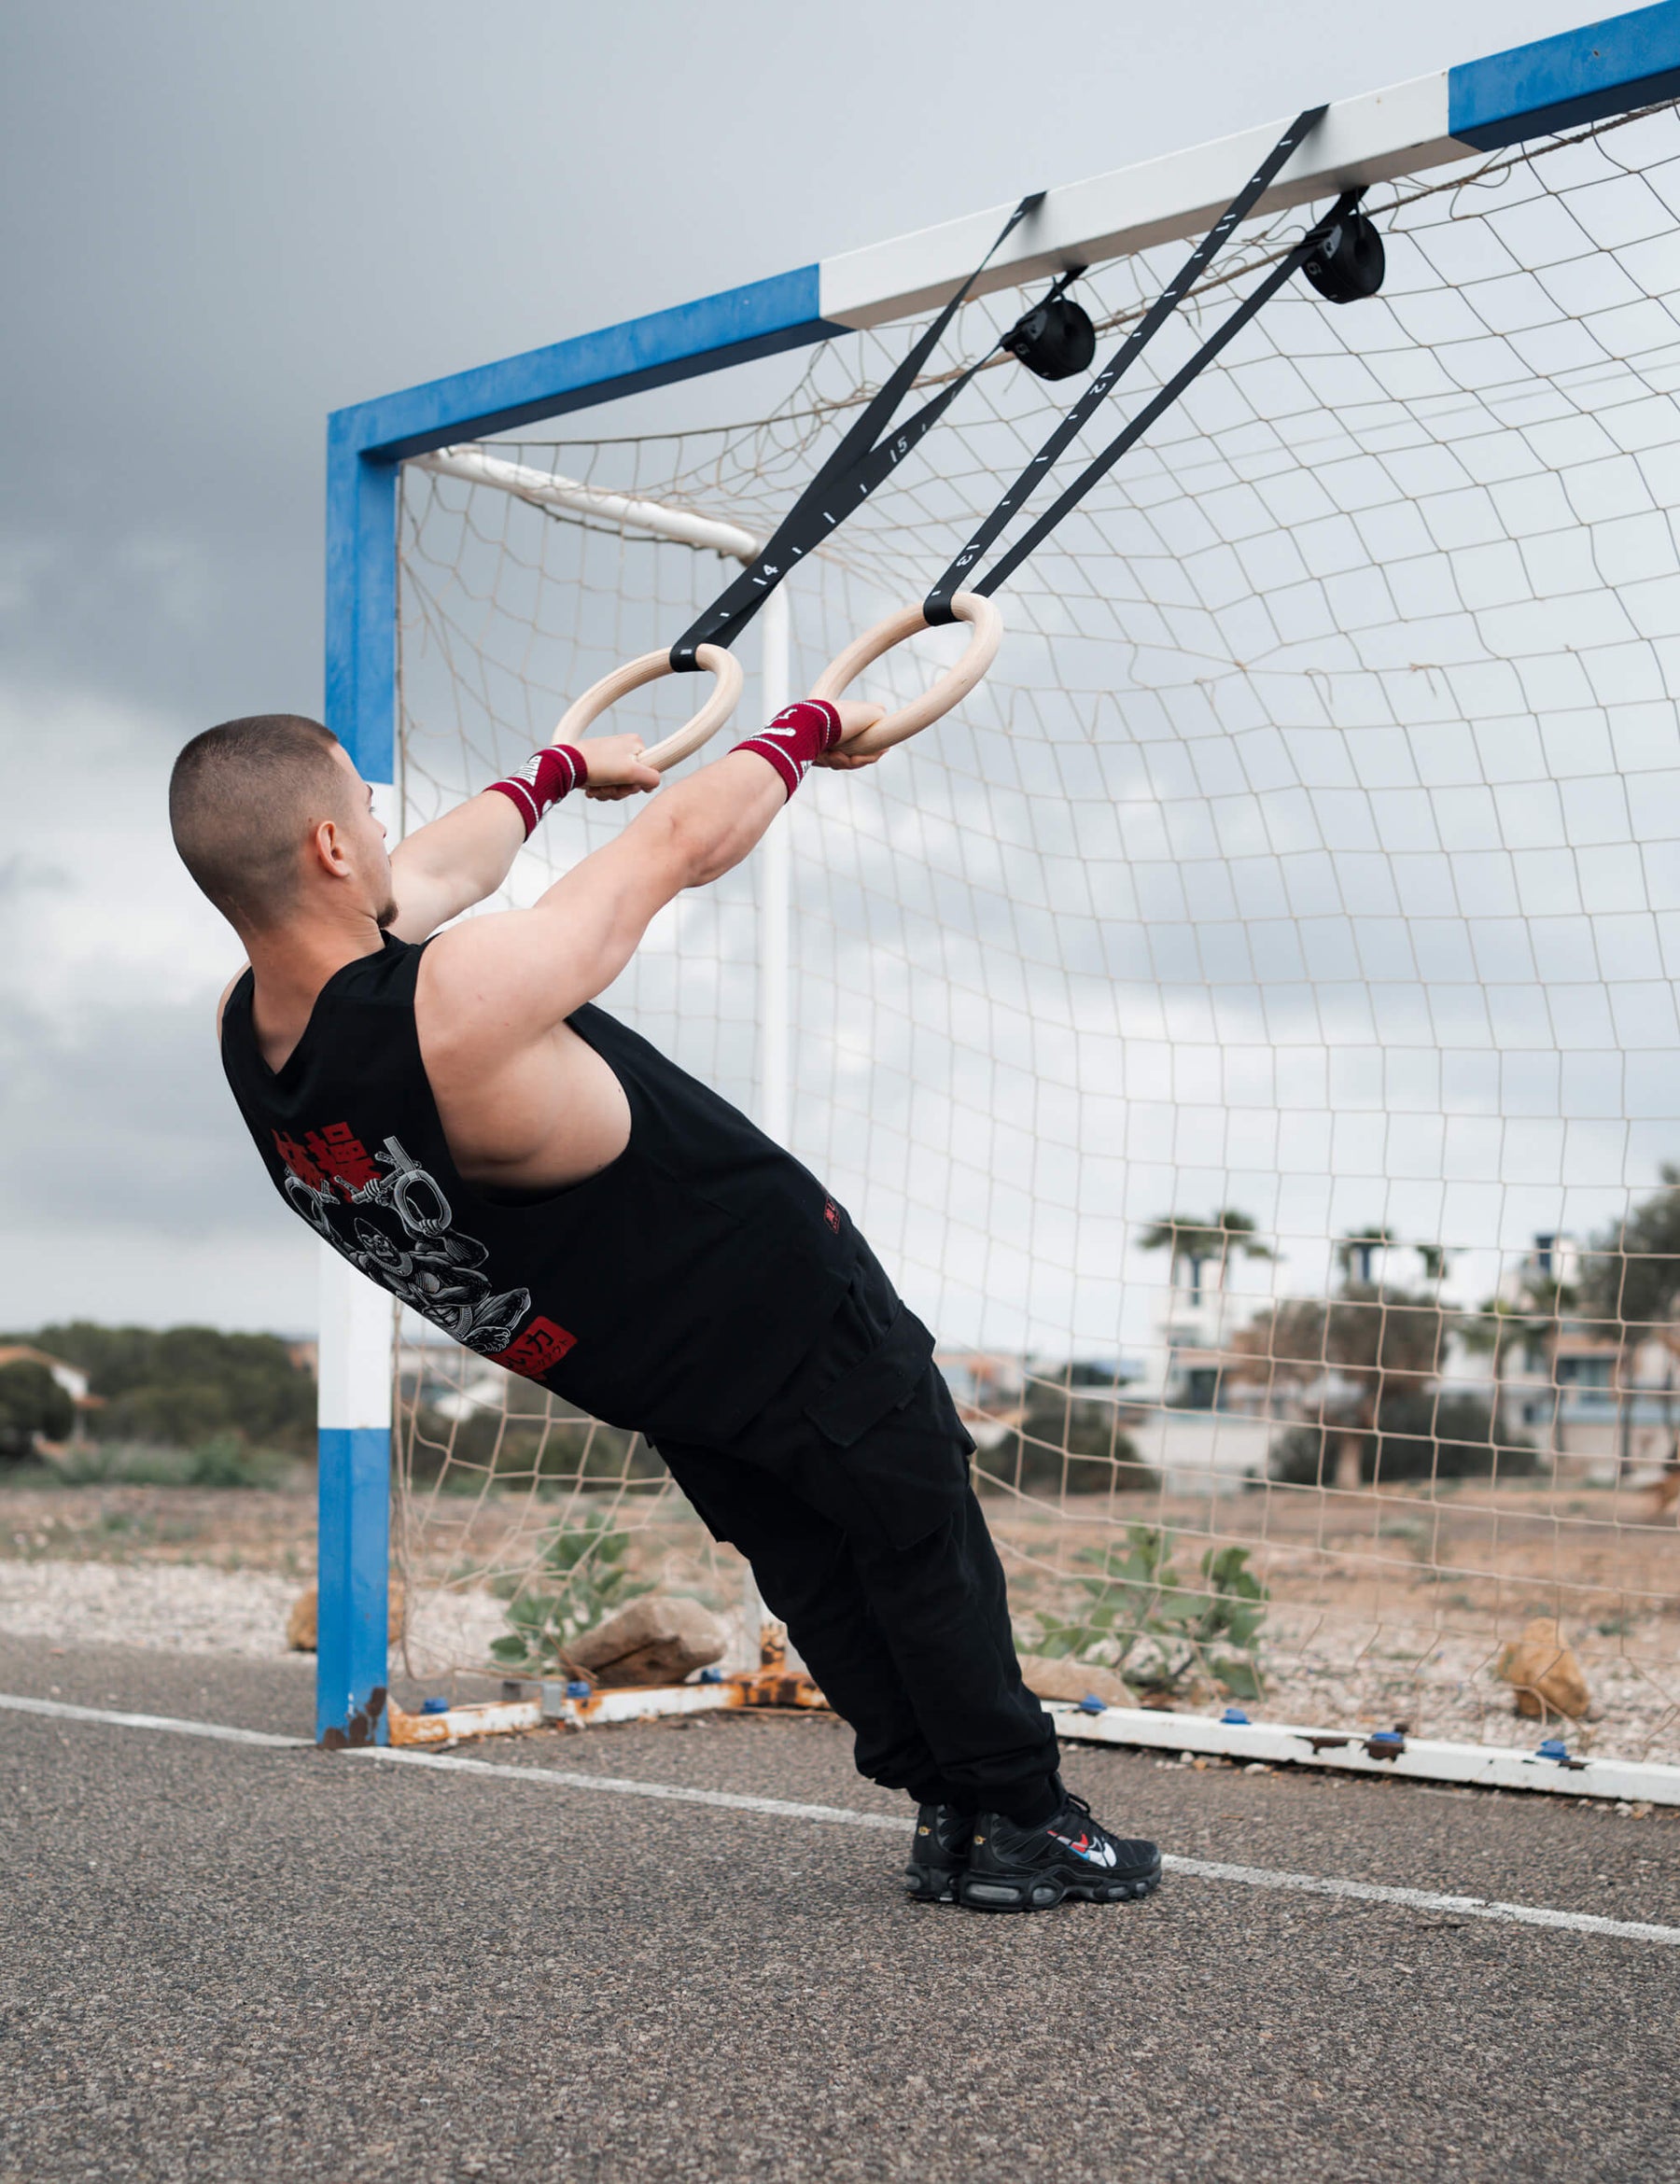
[1267,1390,1533,1488]
[0,1361,75,1460]
[1030,1525,1268,1701]
[489,1509,652,1672]
[180,1434,294,1488]
[45,1436,296,1489]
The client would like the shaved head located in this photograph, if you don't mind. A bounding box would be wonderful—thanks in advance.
[170,713,357,927]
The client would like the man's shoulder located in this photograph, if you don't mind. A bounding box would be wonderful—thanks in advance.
[214,963,251,1039]
[416,908,525,998]
[413,909,547,1052]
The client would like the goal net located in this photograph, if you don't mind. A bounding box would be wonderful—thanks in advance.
[389,105,1680,1766]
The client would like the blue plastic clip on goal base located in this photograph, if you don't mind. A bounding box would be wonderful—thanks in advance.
[565,1680,592,1700]
[1221,1707,1251,1726]
[1536,1738,1571,1761]
[420,1696,451,1715]
[1077,1693,1108,1714]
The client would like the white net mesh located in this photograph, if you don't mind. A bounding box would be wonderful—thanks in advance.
[394,106,1680,1759]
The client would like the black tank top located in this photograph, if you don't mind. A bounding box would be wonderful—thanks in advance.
[219,937,860,1440]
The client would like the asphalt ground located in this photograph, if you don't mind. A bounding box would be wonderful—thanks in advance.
[4,1636,1679,2184]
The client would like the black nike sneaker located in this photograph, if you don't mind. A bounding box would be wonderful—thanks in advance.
[902,1800,976,1903]
[958,1790,1162,1911]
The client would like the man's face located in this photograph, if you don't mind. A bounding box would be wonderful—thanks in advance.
[328,743,399,928]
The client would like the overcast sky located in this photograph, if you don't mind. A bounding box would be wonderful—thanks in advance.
[1,0,1602,1334]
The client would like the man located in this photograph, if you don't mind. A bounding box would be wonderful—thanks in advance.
[170,695,1160,1913]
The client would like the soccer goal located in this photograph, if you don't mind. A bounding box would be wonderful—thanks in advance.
[319,7,1680,1796]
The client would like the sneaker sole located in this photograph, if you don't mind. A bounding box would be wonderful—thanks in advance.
[903,1860,962,1904]
[957,1864,1163,1912]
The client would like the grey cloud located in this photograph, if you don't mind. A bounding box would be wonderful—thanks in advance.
[0,856,71,900]
[0,0,1604,1331]
[0,993,279,1240]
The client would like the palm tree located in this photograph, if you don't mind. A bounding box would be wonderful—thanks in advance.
[1138,1211,1275,1416]
[1249,1232,1447,1491]
[1458,1273,1575,1462]
[1245,1271,1467,1491]
[1137,1209,1273,1306]
[1335,1225,1396,1287]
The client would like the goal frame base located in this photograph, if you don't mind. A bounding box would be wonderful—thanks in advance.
[390,1687,1680,1806]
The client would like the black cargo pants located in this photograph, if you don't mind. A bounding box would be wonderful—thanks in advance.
[655,1246,1060,1823]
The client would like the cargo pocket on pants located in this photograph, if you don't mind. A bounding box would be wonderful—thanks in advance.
[805,1298,934,1446]
[804,1300,973,1551]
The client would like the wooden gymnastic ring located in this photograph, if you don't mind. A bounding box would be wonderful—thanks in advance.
[552,643,744,772]
[807,592,1002,756]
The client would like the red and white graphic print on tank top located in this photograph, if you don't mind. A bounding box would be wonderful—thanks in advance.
[218,937,859,1441]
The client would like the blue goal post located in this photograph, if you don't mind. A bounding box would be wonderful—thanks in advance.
[315,2,1680,1744]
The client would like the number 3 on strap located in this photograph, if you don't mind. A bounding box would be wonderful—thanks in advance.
[808,592,1002,757]
[551,643,745,772]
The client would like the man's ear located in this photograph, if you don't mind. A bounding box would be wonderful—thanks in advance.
[311,816,351,878]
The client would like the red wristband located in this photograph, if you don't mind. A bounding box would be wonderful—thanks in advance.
[733,701,845,801]
[485,744,589,837]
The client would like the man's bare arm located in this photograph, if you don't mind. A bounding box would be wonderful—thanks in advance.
[387,734,660,943]
[419,704,881,1048]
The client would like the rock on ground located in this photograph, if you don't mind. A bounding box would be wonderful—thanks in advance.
[286,1581,405,1652]
[1017,1652,1135,1707]
[1497,1617,1592,1719]
[565,1595,728,1687]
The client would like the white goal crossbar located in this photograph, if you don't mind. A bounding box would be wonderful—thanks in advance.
[412,446,761,561]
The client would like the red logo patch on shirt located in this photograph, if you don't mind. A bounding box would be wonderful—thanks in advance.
[492,1315,578,1381]
[273,1121,381,1197]
[823,1197,841,1234]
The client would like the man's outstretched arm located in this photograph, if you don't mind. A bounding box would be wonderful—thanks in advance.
[386,734,660,943]
[418,700,880,1045]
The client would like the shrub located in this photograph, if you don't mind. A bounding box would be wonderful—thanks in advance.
[1030,1524,1268,1700]
[47,1437,297,1489]
[0,1361,75,1461]
[1269,1392,1534,1486]
[978,1373,1158,1497]
[489,1510,652,1673]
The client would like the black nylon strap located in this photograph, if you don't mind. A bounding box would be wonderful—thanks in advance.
[668,191,1049,671]
[922,105,1327,623]
[971,190,1364,600]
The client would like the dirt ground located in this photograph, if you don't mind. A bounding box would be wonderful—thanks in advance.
[5,1474,1679,1761]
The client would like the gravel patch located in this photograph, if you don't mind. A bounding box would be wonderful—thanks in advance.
[0,1559,508,1676]
[0,1560,299,1659]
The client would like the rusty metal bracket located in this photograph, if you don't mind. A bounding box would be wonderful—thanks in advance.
[385,1622,828,1748]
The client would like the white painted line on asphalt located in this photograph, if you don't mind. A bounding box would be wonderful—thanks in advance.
[8,1691,1678,1948]
[1161,1855,1680,1948]
[0,1690,308,1749]
[357,1742,909,1829]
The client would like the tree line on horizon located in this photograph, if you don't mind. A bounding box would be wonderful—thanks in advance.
[0,1323,315,1466]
